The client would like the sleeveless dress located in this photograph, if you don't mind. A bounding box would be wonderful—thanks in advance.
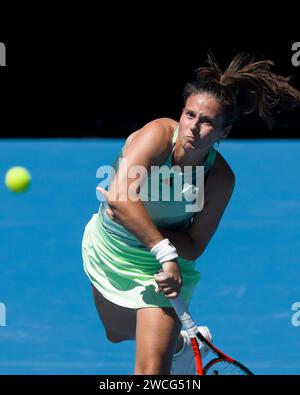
[82,127,216,308]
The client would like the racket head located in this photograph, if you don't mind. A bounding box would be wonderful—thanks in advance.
[204,357,254,375]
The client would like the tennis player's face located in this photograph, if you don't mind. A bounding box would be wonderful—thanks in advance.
[179,93,230,150]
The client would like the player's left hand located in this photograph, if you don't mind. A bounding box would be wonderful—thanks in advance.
[96,186,118,222]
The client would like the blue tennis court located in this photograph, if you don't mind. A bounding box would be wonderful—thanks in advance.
[0,138,299,374]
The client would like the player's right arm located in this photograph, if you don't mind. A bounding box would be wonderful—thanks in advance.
[105,118,182,297]
[107,119,172,249]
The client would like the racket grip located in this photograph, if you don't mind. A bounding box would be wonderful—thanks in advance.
[169,296,198,337]
[169,296,188,318]
[156,269,198,337]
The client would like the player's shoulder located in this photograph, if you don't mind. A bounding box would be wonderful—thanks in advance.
[138,117,177,137]
[148,117,178,130]
[125,118,177,150]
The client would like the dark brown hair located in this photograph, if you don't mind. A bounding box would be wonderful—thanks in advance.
[183,52,300,128]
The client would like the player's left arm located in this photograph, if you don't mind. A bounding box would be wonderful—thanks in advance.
[187,152,235,259]
[157,153,235,261]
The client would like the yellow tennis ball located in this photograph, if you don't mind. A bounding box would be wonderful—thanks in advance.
[4,166,31,193]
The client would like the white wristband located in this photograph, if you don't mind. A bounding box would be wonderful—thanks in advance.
[150,238,178,264]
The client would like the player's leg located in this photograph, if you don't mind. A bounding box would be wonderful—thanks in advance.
[91,284,136,343]
[134,307,182,375]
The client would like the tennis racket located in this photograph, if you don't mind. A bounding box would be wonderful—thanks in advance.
[169,296,254,375]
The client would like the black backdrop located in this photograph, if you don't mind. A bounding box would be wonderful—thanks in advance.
[0,16,299,139]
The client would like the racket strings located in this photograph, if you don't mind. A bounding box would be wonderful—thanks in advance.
[205,360,249,375]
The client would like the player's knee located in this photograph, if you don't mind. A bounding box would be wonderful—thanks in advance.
[135,357,170,375]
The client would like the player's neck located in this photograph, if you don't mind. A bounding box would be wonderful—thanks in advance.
[172,142,210,171]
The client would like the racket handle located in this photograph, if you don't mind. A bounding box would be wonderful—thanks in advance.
[155,269,199,337]
[169,296,199,338]
[169,295,188,317]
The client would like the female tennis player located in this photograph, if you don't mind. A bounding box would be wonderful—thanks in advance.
[82,52,300,375]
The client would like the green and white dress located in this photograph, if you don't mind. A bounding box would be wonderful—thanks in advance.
[82,127,216,308]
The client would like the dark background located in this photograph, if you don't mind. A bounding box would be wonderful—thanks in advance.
[0,12,299,139]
